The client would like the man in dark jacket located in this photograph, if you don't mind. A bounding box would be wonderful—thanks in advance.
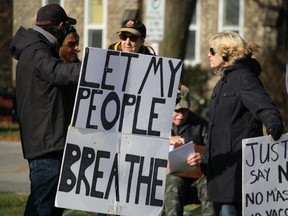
[163,84,215,216]
[108,19,156,55]
[10,4,81,216]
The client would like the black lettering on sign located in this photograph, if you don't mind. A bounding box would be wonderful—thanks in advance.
[58,144,167,207]
[148,98,165,136]
[278,161,288,183]
[90,150,111,198]
[245,142,258,167]
[76,147,96,195]
[80,48,100,89]
[135,157,153,205]
[72,87,91,127]
[102,51,119,90]
[132,95,146,135]
[104,153,120,201]
[121,52,139,92]
[101,91,120,130]
[150,158,167,206]
[138,57,164,96]
[245,192,264,207]
[167,60,182,97]
[59,143,81,192]
[125,154,140,203]
[118,93,137,132]
[86,89,103,129]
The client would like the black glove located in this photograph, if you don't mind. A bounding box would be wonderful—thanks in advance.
[200,162,208,176]
[267,124,284,141]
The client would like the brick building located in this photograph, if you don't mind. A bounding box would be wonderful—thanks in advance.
[0,0,285,85]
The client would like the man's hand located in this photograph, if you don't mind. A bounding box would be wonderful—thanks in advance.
[187,153,201,166]
[170,136,185,146]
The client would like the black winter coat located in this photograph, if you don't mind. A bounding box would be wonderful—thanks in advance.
[10,26,81,159]
[205,57,283,203]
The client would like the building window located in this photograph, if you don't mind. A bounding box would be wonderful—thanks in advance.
[218,0,244,35]
[184,0,200,66]
[84,0,107,48]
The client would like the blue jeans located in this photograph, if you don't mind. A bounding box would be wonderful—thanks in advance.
[214,203,242,216]
[24,152,64,216]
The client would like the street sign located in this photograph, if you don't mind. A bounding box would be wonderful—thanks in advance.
[146,0,166,42]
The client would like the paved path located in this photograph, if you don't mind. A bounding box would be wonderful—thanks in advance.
[0,141,29,193]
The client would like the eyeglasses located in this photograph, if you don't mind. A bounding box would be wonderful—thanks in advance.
[209,47,217,56]
[119,34,139,42]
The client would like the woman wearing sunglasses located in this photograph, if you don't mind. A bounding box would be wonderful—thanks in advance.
[108,19,156,55]
[204,31,284,216]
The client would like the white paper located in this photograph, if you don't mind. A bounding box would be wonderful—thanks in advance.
[168,141,195,174]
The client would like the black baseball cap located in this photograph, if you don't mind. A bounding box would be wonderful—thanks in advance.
[35,4,76,26]
[117,19,146,38]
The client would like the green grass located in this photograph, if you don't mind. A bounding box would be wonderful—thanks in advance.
[0,193,202,216]
[0,192,93,216]
[0,192,27,216]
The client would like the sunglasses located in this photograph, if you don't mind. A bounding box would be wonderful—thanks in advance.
[209,47,217,56]
[66,41,78,48]
[119,34,139,42]
[174,109,188,113]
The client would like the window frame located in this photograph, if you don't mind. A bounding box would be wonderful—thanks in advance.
[218,0,244,36]
[84,0,107,48]
[184,0,201,66]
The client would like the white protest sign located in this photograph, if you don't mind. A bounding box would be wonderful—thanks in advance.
[242,133,288,216]
[55,47,182,215]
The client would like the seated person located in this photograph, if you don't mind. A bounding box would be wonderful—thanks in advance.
[163,84,215,216]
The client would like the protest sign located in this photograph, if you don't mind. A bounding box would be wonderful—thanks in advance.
[55,47,182,215]
[242,133,288,216]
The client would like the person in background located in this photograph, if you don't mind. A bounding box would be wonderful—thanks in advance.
[59,25,81,126]
[204,31,284,216]
[59,26,80,63]
[95,18,156,216]
[108,19,156,55]
[163,84,215,216]
[10,4,81,216]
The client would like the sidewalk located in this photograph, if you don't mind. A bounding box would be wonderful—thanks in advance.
[0,141,29,193]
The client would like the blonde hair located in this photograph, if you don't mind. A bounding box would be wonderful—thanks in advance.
[209,31,259,70]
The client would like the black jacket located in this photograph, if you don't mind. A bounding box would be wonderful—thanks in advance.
[10,25,81,159]
[172,111,208,145]
[205,57,283,203]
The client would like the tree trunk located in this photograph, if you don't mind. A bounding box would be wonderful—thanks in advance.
[159,0,196,59]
